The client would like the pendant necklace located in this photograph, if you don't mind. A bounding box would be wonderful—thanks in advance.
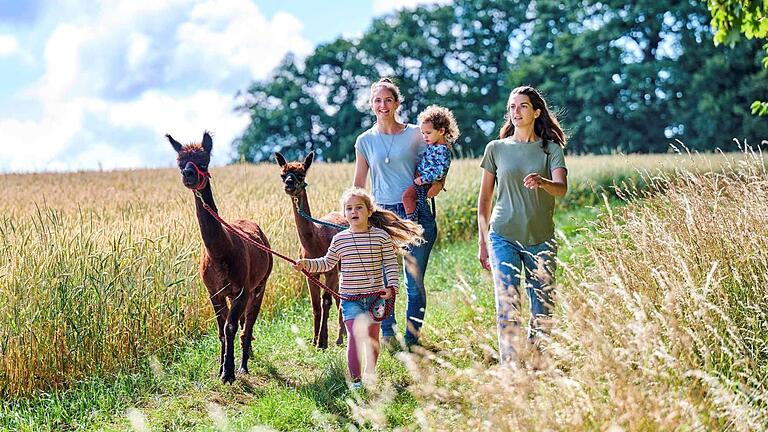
[378,123,404,164]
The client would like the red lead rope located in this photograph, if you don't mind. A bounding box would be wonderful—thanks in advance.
[192,189,395,322]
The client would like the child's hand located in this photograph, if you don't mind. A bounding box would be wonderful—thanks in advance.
[293,260,307,272]
[379,287,395,300]
[414,176,424,186]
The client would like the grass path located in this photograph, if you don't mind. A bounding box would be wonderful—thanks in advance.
[1,206,602,432]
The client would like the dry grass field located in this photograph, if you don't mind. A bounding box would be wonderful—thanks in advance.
[0,150,745,398]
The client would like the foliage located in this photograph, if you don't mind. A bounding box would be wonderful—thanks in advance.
[235,1,768,162]
[706,0,768,115]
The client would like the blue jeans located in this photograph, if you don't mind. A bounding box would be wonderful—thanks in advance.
[380,202,437,344]
[487,231,557,361]
[341,296,383,321]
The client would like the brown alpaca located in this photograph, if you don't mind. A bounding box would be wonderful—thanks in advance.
[168,131,273,384]
[275,151,347,349]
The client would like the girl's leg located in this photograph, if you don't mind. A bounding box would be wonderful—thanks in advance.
[521,239,558,339]
[364,322,382,379]
[487,231,524,364]
[344,319,362,381]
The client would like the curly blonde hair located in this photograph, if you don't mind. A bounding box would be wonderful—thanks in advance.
[417,105,461,147]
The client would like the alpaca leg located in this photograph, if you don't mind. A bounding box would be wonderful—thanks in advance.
[320,289,334,350]
[325,271,345,346]
[222,288,246,384]
[240,285,265,374]
[308,277,325,349]
[210,295,229,376]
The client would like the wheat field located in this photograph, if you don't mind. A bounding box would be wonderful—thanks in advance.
[0,151,740,398]
[403,150,768,431]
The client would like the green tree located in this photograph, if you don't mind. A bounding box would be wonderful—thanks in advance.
[234,0,766,161]
[235,0,527,161]
[234,54,329,162]
[507,0,767,153]
[706,0,768,115]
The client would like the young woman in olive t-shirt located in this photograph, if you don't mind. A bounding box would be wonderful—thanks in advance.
[477,86,568,364]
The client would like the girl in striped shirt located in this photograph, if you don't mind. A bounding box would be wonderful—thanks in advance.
[294,187,423,389]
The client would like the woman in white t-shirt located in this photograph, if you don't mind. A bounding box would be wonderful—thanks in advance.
[353,78,439,350]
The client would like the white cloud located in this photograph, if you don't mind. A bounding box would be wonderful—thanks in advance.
[0,34,18,56]
[0,0,311,173]
[373,0,452,14]
[106,89,251,166]
[0,101,83,172]
[175,2,311,81]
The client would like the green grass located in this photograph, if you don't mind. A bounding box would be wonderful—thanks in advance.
[0,204,598,432]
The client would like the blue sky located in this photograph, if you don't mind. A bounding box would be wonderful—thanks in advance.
[0,0,441,172]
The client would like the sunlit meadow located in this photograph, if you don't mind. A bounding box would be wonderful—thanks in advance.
[0,149,747,405]
[395,149,768,431]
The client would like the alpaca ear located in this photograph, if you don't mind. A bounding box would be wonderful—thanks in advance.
[274,152,287,167]
[202,131,213,152]
[303,151,315,171]
[166,134,183,153]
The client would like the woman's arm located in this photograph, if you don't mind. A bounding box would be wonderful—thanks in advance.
[477,169,496,270]
[353,150,369,188]
[523,167,568,197]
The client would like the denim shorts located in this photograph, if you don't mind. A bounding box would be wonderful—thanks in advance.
[341,295,384,321]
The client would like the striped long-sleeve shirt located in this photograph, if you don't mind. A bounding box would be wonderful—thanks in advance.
[303,226,399,295]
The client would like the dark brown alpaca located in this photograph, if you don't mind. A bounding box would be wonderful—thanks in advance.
[168,131,273,384]
[275,151,347,348]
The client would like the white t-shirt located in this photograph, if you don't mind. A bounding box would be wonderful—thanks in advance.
[355,124,425,205]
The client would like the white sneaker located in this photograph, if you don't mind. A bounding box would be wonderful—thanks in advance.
[351,381,363,391]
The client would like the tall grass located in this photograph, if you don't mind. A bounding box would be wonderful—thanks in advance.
[399,150,768,430]
[0,152,742,398]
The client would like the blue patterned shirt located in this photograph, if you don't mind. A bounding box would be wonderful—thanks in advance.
[417,144,451,183]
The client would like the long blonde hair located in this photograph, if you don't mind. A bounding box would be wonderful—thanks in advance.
[340,187,424,252]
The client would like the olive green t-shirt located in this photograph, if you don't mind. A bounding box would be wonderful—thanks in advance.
[480,138,567,245]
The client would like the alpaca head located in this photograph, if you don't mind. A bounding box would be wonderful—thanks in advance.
[167,131,213,190]
[274,151,314,197]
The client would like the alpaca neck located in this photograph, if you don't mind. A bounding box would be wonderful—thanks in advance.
[193,184,231,257]
[291,190,318,248]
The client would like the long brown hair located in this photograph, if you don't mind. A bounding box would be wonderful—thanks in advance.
[340,187,424,251]
[499,86,566,152]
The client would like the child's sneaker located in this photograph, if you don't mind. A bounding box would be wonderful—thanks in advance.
[350,379,363,391]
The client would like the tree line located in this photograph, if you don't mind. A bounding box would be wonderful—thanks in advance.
[233,0,768,162]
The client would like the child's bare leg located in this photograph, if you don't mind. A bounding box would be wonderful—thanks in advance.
[344,319,362,381]
[402,184,418,215]
[365,322,382,378]
[426,182,443,198]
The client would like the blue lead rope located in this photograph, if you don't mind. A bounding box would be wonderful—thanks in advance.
[293,197,348,231]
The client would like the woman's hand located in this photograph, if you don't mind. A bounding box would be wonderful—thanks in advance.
[380,287,395,300]
[293,260,307,272]
[478,242,491,270]
[524,170,568,196]
[523,173,547,189]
